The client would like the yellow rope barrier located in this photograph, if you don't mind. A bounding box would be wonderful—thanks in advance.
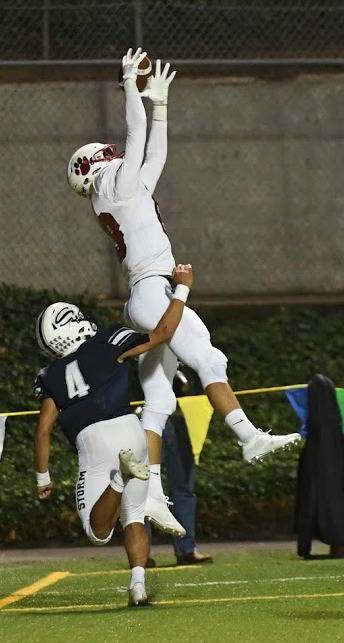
[0,384,307,418]
[234,384,307,396]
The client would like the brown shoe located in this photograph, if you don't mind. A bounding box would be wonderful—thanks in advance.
[330,545,344,558]
[176,550,213,565]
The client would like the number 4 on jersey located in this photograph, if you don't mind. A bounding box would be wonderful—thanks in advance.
[65,360,90,399]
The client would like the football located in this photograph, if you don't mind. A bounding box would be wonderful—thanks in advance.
[118,55,152,92]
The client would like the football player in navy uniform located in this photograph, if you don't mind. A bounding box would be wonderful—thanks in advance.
[34,264,193,607]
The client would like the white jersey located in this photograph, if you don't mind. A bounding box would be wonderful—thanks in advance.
[91,81,175,289]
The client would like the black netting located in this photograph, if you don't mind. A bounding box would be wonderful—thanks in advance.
[2,1,344,62]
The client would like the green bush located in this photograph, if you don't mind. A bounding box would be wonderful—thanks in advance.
[1,284,344,545]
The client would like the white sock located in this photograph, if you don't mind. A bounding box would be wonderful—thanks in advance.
[109,470,124,493]
[148,464,163,499]
[130,565,145,589]
[225,409,258,443]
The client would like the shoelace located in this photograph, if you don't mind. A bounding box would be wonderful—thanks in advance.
[238,428,272,447]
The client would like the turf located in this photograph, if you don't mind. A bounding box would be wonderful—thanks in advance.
[1,547,344,642]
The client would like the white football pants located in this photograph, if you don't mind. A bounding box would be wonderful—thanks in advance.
[75,414,148,545]
[127,276,228,435]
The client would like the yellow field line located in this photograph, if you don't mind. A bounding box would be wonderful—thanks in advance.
[72,565,199,577]
[3,590,344,613]
[0,572,70,610]
[0,384,308,417]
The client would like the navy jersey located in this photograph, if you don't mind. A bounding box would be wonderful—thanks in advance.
[34,324,148,446]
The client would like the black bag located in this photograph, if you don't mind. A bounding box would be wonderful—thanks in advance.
[295,374,344,557]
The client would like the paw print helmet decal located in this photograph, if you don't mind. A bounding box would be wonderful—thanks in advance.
[67,143,124,198]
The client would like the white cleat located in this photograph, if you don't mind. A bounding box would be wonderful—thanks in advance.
[242,430,301,463]
[128,582,148,607]
[119,449,149,481]
[145,495,186,537]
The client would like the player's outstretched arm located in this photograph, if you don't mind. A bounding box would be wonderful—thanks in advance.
[115,47,148,199]
[118,264,192,362]
[34,397,58,500]
[140,59,176,194]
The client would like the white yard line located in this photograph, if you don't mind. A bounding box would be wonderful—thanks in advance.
[5,591,344,613]
[174,574,344,588]
[43,573,344,594]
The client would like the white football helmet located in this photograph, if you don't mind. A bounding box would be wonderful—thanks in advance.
[36,302,97,358]
[67,143,124,198]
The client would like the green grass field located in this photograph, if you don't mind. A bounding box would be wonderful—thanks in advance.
[1,547,344,642]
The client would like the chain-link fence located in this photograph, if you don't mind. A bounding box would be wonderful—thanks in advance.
[2,73,344,301]
[2,1,344,62]
[1,2,344,302]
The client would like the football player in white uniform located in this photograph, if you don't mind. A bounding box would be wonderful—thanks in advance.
[67,47,300,535]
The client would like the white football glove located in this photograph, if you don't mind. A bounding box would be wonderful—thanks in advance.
[122,47,147,82]
[141,59,176,105]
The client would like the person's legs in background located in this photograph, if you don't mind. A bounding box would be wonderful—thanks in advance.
[145,367,213,566]
[163,416,196,556]
[163,414,213,565]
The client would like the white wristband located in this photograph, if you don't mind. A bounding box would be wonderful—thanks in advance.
[173,284,190,303]
[36,470,51,487]
[153,104,167,121]
[123,76,137,85]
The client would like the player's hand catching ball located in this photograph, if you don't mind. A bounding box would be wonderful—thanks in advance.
[172,264,193,288]
[37,482,53,501]
[122,47,147,83]
[141,59,176,104]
